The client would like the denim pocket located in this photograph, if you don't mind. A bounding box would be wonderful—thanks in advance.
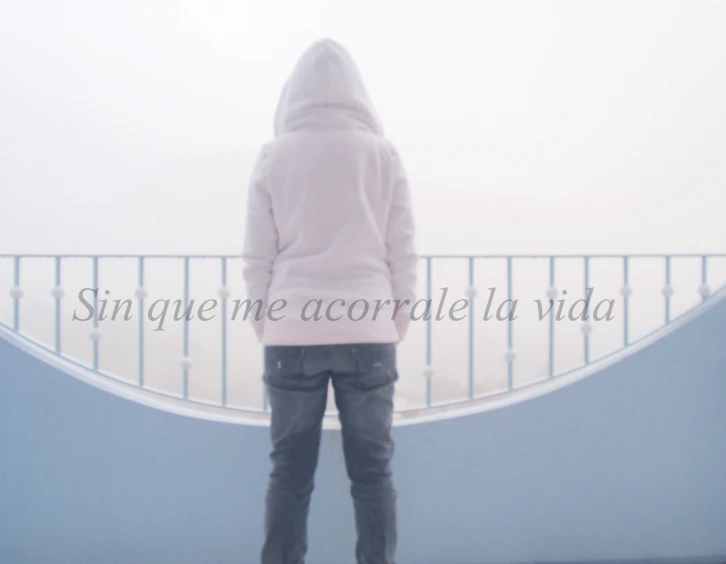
[263,346,304,389]
[350,343,398,390]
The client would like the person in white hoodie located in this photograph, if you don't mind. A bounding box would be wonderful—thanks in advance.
[242,37,418,564]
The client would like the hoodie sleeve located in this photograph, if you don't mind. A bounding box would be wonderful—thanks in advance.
[241,146,278,342]
[386,145,419,341]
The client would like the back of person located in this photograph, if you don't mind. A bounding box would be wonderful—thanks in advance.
[242,38,417,564]
[242,37,417,346]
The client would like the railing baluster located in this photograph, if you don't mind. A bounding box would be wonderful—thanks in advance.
[183,256,190,400]
[54,257,61,353]
[468,256,474,399]
[701,255,708,302]
[221,257,228,407]
[138,257,145,387]
[92,256,99,370]
[665,256,671,324]
[13,256,21,331]
[507,257,513,390]
[584,256,590,364]
[549,257,555,378]
[426,256,432,407]
[623,256,629,346]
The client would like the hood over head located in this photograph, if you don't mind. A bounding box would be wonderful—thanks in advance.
[274,38,383,137]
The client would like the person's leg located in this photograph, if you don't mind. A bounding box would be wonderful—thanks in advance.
[332,343,398,564]
[261,346,330,564]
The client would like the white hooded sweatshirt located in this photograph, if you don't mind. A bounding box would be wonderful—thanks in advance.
[241,38,418,346]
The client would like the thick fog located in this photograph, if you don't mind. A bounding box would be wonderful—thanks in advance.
[1,1,725,412]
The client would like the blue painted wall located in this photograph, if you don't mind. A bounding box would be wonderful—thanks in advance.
[1,296,725,564]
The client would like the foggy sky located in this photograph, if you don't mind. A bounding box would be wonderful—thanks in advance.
[2,0,725,256]
[1,1,725,411]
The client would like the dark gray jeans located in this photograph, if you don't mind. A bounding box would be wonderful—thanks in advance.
[260,342,398,564]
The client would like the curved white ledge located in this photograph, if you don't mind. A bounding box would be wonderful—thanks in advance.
[1,284,724,429]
